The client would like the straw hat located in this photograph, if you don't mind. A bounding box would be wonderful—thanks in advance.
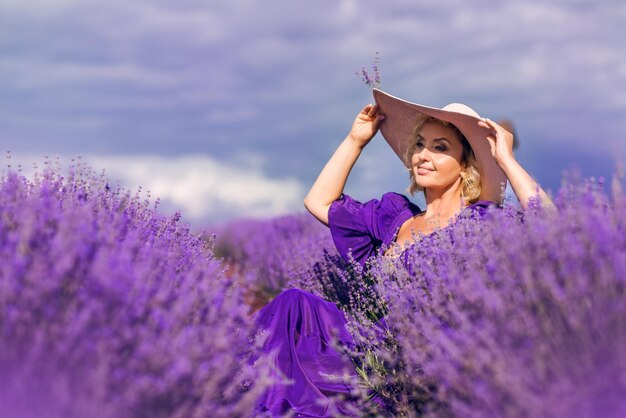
[373,88,507,204]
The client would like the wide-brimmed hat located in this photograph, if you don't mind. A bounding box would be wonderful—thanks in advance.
[373,88,507,204]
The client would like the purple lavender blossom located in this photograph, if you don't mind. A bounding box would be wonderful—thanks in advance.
[354,51,381,89]
[12,154,621,417]
[0,160,268,417]
[365,179,626,417]
[218,175,626,417]
[211,213,344,310]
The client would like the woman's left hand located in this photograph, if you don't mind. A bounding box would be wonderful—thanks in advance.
[477,118,515,168]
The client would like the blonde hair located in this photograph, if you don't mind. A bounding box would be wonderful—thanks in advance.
[404,114,481,204]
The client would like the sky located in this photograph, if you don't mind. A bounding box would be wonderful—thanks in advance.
[2,0,625,227]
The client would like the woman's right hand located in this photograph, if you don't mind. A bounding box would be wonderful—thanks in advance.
[304,104,385,225]
[348,104,385,148]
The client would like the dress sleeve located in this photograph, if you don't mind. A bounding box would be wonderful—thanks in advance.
[327,192,420,267]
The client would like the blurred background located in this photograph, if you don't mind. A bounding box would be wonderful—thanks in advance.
[2,0,625,227]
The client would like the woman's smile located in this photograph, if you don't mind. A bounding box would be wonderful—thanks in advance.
[411,121,465,190]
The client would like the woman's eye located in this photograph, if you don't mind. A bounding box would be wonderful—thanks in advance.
[416,142,424,148]
[435,145,447,151]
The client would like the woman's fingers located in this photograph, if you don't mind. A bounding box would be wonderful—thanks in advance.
[373,113,385,129]
[478,118,499,155]
[478,119,503,146]
[357,104,385,128]
[485,135,497,156]
[358,104,374,119]
[478,117,517,163]
[478,118,498,132]
[359,104,384,124]
[367,104,379,118]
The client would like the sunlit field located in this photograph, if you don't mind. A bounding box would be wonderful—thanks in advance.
[2,160,625,417]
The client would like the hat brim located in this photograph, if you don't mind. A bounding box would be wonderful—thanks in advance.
[373,88,507,204]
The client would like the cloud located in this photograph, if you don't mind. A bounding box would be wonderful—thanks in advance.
[204,106,259,125]
[2,0,625,215]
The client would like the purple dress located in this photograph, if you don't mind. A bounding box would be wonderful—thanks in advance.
[253,193,497,416]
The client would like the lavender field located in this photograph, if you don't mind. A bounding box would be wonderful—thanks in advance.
[0,161,268,417]
[2,160,625,418]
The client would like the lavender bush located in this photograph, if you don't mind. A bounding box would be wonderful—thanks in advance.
[220,176,626,418]
[7,153,621,417]
[360,178,626,417]
[212,213,385,325]
[212,214,358,310]
[0,158,267,418]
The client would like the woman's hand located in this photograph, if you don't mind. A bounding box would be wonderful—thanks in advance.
[304,104,385,225]
[348,104,385,148]
[478,117,556,211]
[477,117,515,168]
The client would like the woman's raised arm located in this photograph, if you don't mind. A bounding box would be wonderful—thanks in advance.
[478,117,555,211]
[303,104,385,225]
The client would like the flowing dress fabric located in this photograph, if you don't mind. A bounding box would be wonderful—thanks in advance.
[328,193,422,268]
[253,289,359,417]
[253,193,498,416]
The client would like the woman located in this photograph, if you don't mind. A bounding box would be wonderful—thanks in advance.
[253,89,554,416]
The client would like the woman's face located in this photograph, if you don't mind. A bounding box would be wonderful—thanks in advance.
[411,121,466,192]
